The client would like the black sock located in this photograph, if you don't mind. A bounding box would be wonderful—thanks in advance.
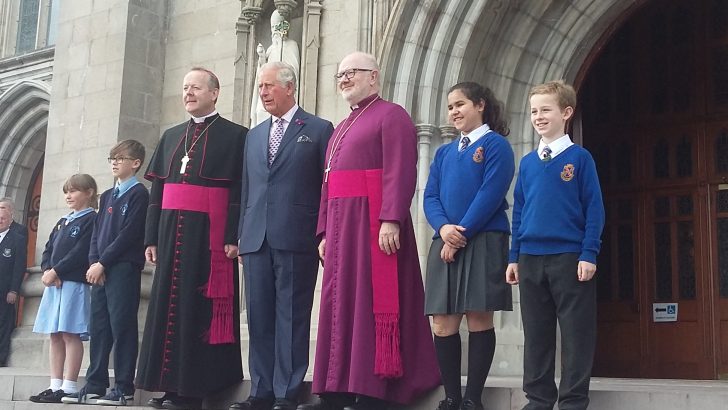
[434,333,462,402]
[464,328,496,403]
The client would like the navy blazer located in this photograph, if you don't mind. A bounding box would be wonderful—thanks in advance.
[0,230,27,295]
[238,107,334,254]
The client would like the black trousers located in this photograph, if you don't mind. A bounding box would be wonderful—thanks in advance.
[0,300,16,365]
[518,253,596,410]
[86,262,141,394]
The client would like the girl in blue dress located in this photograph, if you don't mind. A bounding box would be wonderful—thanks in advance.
[423,82,515,410]
[29,174,98,403]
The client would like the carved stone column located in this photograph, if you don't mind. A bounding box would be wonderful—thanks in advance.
[415,124,437,266]
[439,124,457,145]
[234,1,263,126]
[300,0,323,112]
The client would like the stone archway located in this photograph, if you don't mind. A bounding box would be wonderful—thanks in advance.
[379,0,642,154]
[0,79,49,228]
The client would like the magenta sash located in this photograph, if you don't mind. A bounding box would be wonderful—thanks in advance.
[328,169,403,378]
[161,183,234,344]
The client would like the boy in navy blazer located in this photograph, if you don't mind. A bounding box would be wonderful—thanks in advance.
[234,61,333,410]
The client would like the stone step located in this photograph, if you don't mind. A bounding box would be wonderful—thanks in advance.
[3,367,728,410]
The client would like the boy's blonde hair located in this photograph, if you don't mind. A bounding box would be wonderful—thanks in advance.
[529,80,577,111]
[63,174,99,209]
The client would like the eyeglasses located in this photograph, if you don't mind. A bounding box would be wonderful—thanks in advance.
[107,157,134,164]
[334,68,373,82]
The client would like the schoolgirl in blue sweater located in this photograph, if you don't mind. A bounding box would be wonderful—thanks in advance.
[423,82,515,410]
[30,174,98,403]
[506,81,605,410]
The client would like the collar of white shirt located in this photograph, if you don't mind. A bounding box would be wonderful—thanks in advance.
[537,134,574,159]
[192,110,219,124]
[459,123,491,148]
[0,228,8,242]
[271,104,299,127]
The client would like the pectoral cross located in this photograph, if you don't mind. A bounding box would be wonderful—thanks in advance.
[324,167,331,182]
[180,155,189,174]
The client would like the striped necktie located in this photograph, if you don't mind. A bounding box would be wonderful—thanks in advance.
[460,136,471,152]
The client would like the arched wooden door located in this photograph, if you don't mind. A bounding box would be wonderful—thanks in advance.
[16,160,42,326]
[580,0,728,379]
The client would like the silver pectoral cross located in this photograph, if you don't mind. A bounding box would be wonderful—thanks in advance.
[180,155,189,174]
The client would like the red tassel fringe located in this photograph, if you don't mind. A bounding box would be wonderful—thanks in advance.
[374,313,403,379]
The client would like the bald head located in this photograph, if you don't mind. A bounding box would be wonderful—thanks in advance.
[337,51,381,105]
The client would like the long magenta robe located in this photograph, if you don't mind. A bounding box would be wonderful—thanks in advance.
[313,94,440,404]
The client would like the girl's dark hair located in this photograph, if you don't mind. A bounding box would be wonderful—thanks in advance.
[448,82,510,136]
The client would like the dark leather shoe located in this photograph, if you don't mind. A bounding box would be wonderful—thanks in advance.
[297,400,340,410]
[459,399,483,410]
[148,393,177,409]
[162,396,202,410]
[229,396,274,410]
[273,398,297,410]
[436,397,460,410]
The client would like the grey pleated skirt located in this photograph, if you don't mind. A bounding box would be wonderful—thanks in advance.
[424,231,513,315]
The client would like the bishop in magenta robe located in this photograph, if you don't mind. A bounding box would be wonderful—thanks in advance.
[310,52,440,408]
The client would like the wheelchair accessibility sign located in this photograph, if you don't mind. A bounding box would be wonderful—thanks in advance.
[652,303,678,322]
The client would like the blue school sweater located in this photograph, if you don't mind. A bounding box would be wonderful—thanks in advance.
[424,131,515,238]
[509,144,605,264]
[89,182,149,270]
[41,211,96,283]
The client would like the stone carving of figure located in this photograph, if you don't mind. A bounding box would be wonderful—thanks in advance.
[250,10,301,126]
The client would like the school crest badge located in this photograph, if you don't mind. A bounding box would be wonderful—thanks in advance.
[121,203,129,215]
[70,226,81,238]
[2,248,11,258]
[473,147,484,163]
[561,164,575,182]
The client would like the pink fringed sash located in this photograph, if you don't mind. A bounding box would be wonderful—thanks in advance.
[162,183,234,344]
[328,169,403,378]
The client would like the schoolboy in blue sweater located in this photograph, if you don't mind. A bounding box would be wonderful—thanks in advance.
[64,140,149,406]
[506,81,604,410]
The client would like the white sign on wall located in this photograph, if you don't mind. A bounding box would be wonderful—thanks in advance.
[652,303,678,322]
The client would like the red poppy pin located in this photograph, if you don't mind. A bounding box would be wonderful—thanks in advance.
[473,147,484,163]
[107,207,113,214]
[561,164,575,181]
[295,118,305,126]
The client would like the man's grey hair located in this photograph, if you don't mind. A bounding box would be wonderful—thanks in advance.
[0,197,15,214]
[260,61,297,92]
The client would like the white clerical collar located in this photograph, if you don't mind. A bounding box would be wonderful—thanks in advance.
[192,110,218,124]
[538,134,574,158]
[272,104,299,124]
[350,94,380,110]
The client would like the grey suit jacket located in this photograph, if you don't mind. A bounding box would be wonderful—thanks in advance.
[238,107,334,254]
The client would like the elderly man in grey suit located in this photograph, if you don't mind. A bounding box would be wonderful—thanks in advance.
[234,61,333,410]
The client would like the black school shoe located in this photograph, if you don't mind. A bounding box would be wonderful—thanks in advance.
[29,388,69,403]
[162,396,202,410]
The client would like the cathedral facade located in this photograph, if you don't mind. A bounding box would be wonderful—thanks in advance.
[2,0,728,380]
